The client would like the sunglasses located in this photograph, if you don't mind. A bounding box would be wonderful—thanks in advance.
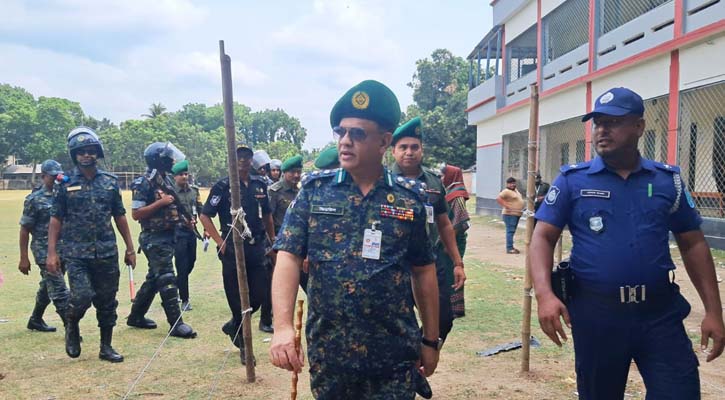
[77,148,97,156]
[333,126,370,142]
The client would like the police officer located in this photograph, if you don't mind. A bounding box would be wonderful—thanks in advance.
[252,149,274,186]
[270,80,441,399]
[126,142,196,339]
[390,116,466,346]
[314,146,340,170]
[531,87,725,399]
[270,159,282,183]
[47,127,136,362]
[269,155,302,234]
[199,144,276,361]
[171,159,203,311]
[19,159,70,332]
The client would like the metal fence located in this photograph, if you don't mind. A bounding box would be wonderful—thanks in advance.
[506,25,538,83]
[639,95,670,163]
[542,0,590,63]
[678,81,725,218]
[503,130,530,194]
[540,117,587,183]
[600,0,672,34]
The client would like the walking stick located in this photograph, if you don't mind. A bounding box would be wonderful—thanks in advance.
[291,299,304,400]
[127,264,136,302]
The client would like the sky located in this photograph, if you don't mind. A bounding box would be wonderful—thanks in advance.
[0,0,493,150]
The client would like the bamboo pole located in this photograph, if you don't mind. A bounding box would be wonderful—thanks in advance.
[291,299,304,400]
[521,84,539,372]
[219,40,256,382]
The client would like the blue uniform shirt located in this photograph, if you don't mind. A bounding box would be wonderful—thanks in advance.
[535,156,702,288]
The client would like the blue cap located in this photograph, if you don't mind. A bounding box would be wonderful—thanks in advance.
[582,87,644,122]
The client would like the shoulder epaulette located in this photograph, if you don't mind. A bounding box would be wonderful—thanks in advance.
[99,170,119,179]
[392,174,427,200]
[653,161,681,174]
[301,168,338,187]
[269,180,283,192]
[422,166,441,177]
[560,161,591,175]
[250,175,267,184]
[190,184,200,190]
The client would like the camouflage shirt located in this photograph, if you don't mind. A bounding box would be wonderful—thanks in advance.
[52,167,126,259]
[390,163,448,246]
[268,178,299,234]
[19,185,54,264]
[273,167,434,376]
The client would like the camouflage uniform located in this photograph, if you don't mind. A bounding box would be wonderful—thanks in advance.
[20,185,70,320]
[128,172,195,336]
[52,167,124,329]
[268,178,299,234]
[273,168,434,399]
[391,163,454,343]
[173,182,202,304]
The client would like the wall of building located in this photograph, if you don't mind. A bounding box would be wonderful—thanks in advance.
[680,33,725,90]
[505,0,538,45]
[591,53,671,100]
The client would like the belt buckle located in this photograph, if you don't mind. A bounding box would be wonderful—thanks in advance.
[619,285,646,303]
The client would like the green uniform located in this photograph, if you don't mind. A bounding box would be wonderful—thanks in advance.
[173,182,202,303]
[268,178,299,234]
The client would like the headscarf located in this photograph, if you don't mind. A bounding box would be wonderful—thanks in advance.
[442,165,469,202]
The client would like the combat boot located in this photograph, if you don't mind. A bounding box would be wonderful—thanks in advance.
[27,303,56,332]
[222,319,242,349]
[126,281,157,329]
[99,326,124,363]
[158,273,196,339]
[65,318,81,358]
[169,320,197,338]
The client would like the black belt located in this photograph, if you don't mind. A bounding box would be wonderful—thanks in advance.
[573,281,679,310]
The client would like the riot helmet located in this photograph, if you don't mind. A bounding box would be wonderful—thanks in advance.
[143,142,185,173]
[40,159,63,176]
[67,126,105,164]
[252,150,272,170]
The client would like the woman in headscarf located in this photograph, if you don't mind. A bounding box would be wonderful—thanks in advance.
[439,164,470,318]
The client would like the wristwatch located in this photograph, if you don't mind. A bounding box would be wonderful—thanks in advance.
[421,336,443,351]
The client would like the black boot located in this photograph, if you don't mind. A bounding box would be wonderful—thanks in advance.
[158,274,196,339]
[28,302,56,332]
[222,319,242,349]
[99,327,124,363]
[65,318,81,358]
[126,281,157,329]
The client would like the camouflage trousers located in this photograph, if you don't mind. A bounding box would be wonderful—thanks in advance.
[34,263,70,316]
[131,231,182,325]
[310,362,416,400]
[65,256,120,327]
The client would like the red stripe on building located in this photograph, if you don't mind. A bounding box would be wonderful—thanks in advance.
[465,96,496,112]
[588,0,596,73]
[478,142,503,149]
[585,82,593,161]
[674,0,684,38]
[667,50,680,164]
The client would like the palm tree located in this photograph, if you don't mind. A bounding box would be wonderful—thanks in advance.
[142,102,167,118]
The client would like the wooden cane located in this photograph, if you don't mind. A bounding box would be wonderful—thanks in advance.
[291,299,304,400]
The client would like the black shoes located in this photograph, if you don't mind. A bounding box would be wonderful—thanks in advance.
[65,319,81,358]
[99,327,124,363]
[258,321,274,333]
[169,321,197,339]
[27,316,56,332]
[127,315,158,329]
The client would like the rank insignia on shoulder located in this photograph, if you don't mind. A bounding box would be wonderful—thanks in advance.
[380,204,414,221]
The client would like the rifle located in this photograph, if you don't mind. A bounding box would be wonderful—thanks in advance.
[149,169,203,240]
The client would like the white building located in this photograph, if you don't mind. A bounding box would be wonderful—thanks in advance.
[467,0,725,247]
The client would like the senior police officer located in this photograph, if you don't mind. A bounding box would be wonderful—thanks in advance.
[19,159,70,332]
[47,127,136,362]
[270,159,282,183]
[390,116,466,346]
[199,144,276,361]
[125,143,196,339]
[531,87,725,399]
[270,80,441,399]
[171,159,203,311]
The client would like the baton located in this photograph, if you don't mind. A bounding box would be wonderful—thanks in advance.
[127,264,136,302]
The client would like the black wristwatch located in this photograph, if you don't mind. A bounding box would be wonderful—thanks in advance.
[421,336,443,351]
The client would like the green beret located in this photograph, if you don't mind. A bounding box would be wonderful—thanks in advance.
[314,146,339,170]
[329,80,401,132]
[171,159,189,175]
[281,155,303,172]
[392,117,422,146]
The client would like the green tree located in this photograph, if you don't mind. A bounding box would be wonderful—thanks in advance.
[0,84,37,163]
[406,49,476,168]
[142,102,167,119]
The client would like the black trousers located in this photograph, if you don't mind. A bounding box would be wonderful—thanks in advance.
[174,229,197,302]
[219,237,268,324]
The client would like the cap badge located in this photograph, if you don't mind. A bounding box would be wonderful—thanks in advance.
[352,91,370,110]
[600,92,614,104]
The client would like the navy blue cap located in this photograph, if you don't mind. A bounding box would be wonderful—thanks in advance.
[582,87,644,122]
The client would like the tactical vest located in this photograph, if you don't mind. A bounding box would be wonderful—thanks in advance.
[140,173,181,232]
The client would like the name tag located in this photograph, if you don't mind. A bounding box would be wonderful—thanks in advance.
[580,189,610,199]
[67,186,82,192]
[362,228,382,260]
[311,204,344,215]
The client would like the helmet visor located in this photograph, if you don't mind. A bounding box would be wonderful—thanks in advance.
[163,142,186,163]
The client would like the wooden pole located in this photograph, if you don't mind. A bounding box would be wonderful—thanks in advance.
[555,235,563,264]
[291,299,304,400]
[219,40,256,382]
[521,84,539,372]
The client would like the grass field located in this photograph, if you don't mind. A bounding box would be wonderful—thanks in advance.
[0,190,722,399]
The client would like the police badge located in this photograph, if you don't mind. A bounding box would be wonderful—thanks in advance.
[210,195,221,206]
[589,216,604,233]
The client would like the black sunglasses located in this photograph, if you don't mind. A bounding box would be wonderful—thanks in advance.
[77,148,97,156]
[333,126,370,142]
